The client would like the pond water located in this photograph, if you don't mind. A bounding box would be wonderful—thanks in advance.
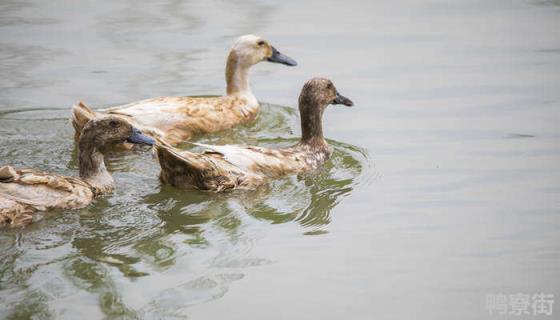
[1,0,559,319]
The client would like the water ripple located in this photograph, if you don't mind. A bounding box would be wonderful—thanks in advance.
[0,101,371,317]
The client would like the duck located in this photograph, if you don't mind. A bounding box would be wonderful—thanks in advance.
[0,117,155,227]
[71,34,297,147]
[155,77,354,192]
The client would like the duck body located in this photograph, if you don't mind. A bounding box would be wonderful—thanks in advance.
[0,117,155,228]
[157,140,332,192]
[71,35,296,146]
[155,77,354,192]
[94,95,258,145]
[0,167,94,226]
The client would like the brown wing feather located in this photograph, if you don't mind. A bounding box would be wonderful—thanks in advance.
[155,142,264,192]
[193,144,311,177]
[244,146,309,176]
[0,195,35,227]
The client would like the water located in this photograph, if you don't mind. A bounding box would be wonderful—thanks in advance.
[1,0,559,319]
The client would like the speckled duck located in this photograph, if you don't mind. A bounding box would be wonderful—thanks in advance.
[155,77,354,192]
[0,117,155,227]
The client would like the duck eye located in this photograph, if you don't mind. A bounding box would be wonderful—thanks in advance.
[257,40,265,46]
[109,120,119,128]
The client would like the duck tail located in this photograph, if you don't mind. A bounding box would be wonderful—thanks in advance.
[71,101,98,141]
[0,166,18,183]
[154,139,243,192]
[155,139,215,183]
[155,139,207,171]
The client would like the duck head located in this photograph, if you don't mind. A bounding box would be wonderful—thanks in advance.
[298,78,354,144]
[299,77,354,111]
[226,35,296,97]
[229,34,297,67]
[78,117,156,194]
[81,117,156,148]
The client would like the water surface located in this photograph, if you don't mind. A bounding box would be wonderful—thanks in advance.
[1,0,560,319]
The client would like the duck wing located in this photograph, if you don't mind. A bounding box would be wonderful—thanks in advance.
[191,143,307,177]
[155,142,265,192]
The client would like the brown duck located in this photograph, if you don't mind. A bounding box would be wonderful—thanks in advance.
[155,77,354,192]
[71,35,297,147]
[0,117,155,227]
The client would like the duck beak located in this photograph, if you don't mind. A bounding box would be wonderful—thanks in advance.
[127,127,156,146]
[332,92,354,107]
[267,46,297,66]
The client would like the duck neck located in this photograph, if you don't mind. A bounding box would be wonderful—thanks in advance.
[78,130,114,196]
[225,51,255,101]
[299,103,328,148]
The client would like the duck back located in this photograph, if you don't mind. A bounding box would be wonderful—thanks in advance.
[0,168,94,227]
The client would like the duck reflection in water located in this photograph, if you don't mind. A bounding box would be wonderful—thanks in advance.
[143,139,365,235]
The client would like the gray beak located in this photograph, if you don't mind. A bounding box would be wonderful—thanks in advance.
[332,92,354,107]
[127,127,156,146]
[267,46,297,66]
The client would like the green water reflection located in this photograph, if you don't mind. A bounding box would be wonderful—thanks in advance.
[0,103,368,318]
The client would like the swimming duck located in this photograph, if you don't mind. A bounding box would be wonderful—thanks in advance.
[71,34,297,147]
[0,117,155,227]
[155,77,354,192]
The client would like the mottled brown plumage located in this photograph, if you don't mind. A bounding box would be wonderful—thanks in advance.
[156,77,354,192]
[0,117,155,227]
[71,35,297,147]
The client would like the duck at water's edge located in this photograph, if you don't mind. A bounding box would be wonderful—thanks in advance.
[71,35,297,147]
[155,77,354,192]
[0,117,155,227]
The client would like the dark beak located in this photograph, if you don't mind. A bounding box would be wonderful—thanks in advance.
[332,92,354,107]
[267,46,297,66]
[127,127,156,146]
